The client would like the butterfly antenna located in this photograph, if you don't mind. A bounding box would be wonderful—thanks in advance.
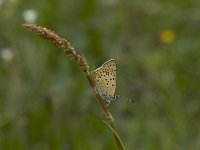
[115,95,133,103]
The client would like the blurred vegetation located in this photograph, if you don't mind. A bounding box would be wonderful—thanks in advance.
[0,0,200,149]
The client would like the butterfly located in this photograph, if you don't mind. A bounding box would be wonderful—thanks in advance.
[93,59,133,106]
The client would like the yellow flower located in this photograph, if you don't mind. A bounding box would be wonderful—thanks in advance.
[160,29,176,44]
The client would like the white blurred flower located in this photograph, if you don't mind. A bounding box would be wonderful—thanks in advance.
[22,9,37,23]
[1,48,14,63]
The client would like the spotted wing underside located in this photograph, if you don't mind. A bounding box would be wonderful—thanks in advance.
[94,59,116,97]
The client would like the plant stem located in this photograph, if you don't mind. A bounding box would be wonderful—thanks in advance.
[87,73,125,150]
[22,24,126,150]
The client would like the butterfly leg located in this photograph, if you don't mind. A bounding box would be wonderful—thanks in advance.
[105,101,111,107]
[99,92,114,107]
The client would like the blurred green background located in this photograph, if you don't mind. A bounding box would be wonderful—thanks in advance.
[0,0,200,149]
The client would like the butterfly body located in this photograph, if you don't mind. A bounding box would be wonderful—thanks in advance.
[99,92,117,103]
[94,59,133,106]
[94,59,117,104]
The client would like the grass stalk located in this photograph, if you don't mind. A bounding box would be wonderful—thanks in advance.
[22,24,126,150]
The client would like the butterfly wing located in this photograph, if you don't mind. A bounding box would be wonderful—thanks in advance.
[94,59,116,97]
